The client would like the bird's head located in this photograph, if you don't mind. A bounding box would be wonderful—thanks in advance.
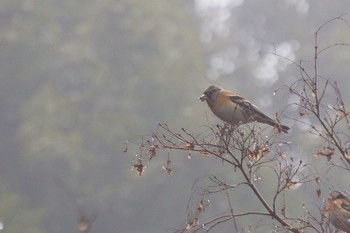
[199,85,223,102]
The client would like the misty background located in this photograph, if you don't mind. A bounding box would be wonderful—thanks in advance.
[1,0,350,232]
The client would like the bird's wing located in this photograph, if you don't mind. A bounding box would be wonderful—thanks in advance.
[341,199,350,212]
[223,91,270,119]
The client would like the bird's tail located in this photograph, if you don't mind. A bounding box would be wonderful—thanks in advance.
[277,124,290,134]
[264,118,290,133]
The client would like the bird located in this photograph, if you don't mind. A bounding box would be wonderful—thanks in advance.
[327,191,350,233]
[199,85,290,133]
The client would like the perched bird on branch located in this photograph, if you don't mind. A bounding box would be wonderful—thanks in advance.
[327,191,350,233]
[199,85,290,133]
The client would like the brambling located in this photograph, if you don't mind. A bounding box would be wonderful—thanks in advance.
[327,191,350,232]
[199,85,290,133]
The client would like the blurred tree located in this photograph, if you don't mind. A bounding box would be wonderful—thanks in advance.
[0,183,46,233]
[10,0,205,232]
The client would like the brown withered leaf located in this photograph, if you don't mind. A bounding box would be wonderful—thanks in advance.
[281,207,286,217]
[186,199,209,230]
[250,148,260,161]
[315,176,320,184]
[147,145,157,161]
[184,142,195,150]
[344,148,350,161]
[260,145,270,156]
[186,218,199,230]
[123,148,128,153]
[197,200,205,214]
[78,217,91,232]
[133,163,146,176]
[315,146,336,161]
[199,150,209,156]
[188,153,192,160]
[279,152,286,159]
[250,144,270,161]
[316,189,321,198]
[285,178,299,189]
[162,159,173,176]
[299,112,308,118]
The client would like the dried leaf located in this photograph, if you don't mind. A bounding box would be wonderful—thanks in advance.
[78,217,90,232]
[184,142,195,150]
[285,178,292,189]
[315,177,320,184]
[188,153,192,160]
[250,144,270,161]
[281,207,286,217]
[132,159,146,176]
[199,150,209,156]
[197,200,205,214]
[316,189,321,198]
[147,145,157,161]
[279,152,287,159]
[299,112,308,118]
[314,146,336,160]
[285,178,299,189]
[162,159,173,176]
[186,218,199,230]
[186,199,210,230]
[123,142,128,153]
[345,149,350,161]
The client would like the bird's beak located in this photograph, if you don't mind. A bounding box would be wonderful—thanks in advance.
[199,94,207,102]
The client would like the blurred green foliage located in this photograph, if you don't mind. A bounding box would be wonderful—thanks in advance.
[1,0,205,232]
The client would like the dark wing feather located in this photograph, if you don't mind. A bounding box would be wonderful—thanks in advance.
[341,199,350,212]
[227,92,290,133]
[228,95,270,118]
